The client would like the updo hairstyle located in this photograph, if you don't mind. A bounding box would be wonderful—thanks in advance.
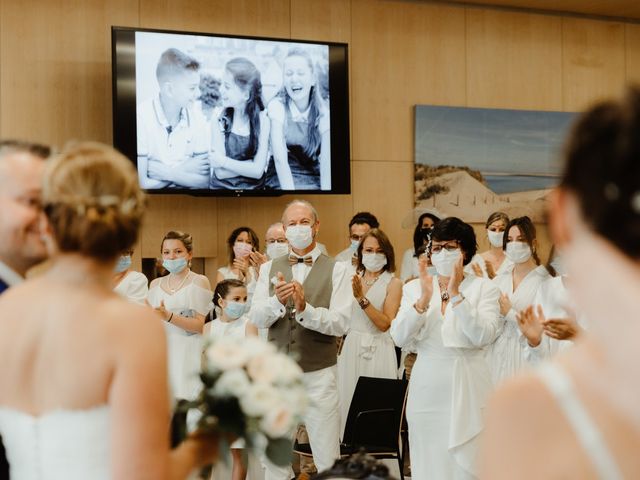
[43,142,145,262]
[561,86,640,259]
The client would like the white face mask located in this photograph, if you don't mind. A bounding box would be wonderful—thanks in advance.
[266,242,289,259]
[285,225,313,250]
[505,242,532,264]
[487,230,504,248]
[550,255,567,276]
[430,249,462,277]
[362,253,387,273]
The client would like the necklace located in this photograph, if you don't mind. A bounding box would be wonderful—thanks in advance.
[363,273,381,286]
[438,278,450,302]
[165,271,190,293]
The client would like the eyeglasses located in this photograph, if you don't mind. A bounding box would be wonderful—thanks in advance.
[430,241,459,254]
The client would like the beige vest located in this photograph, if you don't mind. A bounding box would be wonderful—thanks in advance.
[268,253,337,372]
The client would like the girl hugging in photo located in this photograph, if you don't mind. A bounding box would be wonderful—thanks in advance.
[265,47,331,191]
[210,57,271,190]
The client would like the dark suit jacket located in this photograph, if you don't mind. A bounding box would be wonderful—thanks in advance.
[0,276,10,479]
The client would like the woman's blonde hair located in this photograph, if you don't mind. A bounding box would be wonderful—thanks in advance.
[43,142,145,261]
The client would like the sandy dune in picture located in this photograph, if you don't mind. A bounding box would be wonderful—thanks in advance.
[414,169,551,223]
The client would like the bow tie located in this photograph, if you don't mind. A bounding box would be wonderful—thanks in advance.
[289,255,313,266]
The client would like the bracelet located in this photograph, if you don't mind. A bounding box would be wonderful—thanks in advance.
[413,302,427,314]
[358,297,370,310]
[167,312,174,323]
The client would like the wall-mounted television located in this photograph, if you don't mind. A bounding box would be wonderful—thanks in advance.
[112,27,350,196]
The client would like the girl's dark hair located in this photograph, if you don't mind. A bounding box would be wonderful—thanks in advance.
[227,226,259,266]
[430,217,477,266]
[413,213,441,257]
[280,48,322,161]
[356,228,396,274]
[207,279,246,322]
[485,211,509,229]
[221,57,264,157]
[503,216,541,265]
[561,86,640,259]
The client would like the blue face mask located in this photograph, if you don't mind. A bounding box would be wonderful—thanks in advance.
[163,257,188,274]
[349,239,360,254]
[114,255,132,273]
[223,301,246,320]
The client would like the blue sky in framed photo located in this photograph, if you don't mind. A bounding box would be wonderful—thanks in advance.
[415,105,577,194]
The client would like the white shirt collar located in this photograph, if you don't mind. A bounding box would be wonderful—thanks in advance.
[0,260,24,287]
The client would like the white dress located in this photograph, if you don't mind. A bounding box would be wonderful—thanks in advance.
[206,316,266,480]
[390,276,502,479]
[400,248,419,282]
[147,274,212,400]
[337,271,398,437]
[464,253,513,278]
[489,265,551,385]
[113,270,148,305]
[0,405,110,479]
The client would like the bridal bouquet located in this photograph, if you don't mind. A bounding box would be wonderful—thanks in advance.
[172,336,308,467]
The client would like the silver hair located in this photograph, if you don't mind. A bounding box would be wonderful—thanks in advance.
[281,199,318,224]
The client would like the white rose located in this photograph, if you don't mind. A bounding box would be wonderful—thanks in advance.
[240,383,281,417]
[242,336,277,359]
[247,352,303,385]
[212,369,251,397]
[204,338,250,371]
[260,404,295,438]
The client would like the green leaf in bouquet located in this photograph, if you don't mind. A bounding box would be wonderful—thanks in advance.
[208,396,246,437]
[200,371,220,388]
[265,437,294,466]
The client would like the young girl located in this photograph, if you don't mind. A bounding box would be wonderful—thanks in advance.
[265,47,331,190]
[205,279,258,480]
[210,57,271,190]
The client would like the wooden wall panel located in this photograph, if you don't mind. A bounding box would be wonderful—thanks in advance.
[466,9,563,110]
[290,0,351,44]
[562,17,627,111]
[351,0,466,163]
[351,161,415,257]
[139,0,290,38]
[625,24,640,84]
[0,0,139,148]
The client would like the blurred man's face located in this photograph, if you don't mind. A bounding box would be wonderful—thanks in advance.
[167,70,201,109]
[0,152,47,275]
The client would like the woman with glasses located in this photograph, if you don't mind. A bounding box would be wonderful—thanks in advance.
[112,249,148,305]
[488,216,551,385]
[390,217,502,479]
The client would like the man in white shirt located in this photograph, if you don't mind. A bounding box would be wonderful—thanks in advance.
[0,139,50,480]
[250,199,351,480]
[334,212,380,265]
[137,48,210,190]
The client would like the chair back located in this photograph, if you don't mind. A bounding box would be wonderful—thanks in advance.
[342,376,408,451]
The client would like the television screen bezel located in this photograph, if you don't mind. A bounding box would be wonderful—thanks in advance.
[111,26,351,197]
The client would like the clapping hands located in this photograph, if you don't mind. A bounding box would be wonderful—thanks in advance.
[274,272,306,313]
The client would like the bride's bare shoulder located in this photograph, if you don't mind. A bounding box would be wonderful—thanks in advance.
[479,372,573,479]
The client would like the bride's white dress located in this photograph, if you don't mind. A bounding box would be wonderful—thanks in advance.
[0,405,110,479]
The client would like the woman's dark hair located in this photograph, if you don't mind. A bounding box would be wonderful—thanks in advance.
[221,57,264,157]
[206,279,246,322]
[546,245,558,277]
[503,216,541,265]
[561,86,640,259]
[227,226,259,266]
[413,213,441,257]
[430,217,477,266]
[356,228,396,274]
[280,48,322,161]
[485,211,509,229]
